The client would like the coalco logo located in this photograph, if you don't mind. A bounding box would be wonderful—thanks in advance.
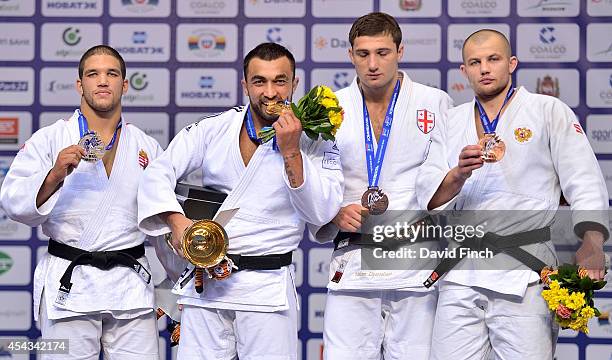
[529,27,567,59]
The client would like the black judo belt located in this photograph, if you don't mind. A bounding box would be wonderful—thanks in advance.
[179,252,293,288]
[49,239,151,295]
[333,216,437,251]
[423,227,550,288]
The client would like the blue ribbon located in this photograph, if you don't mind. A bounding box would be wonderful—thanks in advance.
[246,106,278,151]
[474,87,515,134]
[363,80,401,188]
[77,110,121,150]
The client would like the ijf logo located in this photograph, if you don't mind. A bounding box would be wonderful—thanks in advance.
[129,72,148,91]
[188,29,226,58]
[333,72,351,90]
[417,109,435,134]
[62,27,81,46]
[266,27,282,43]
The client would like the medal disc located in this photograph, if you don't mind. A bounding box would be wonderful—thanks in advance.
[78,132,106,162]
[263,101,291,116]
[478,133,506,163]
[361,187,389,215]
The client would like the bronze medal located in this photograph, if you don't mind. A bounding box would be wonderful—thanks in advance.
[479,133,506,163]
[361,187,389,215]
[78,132,106,162]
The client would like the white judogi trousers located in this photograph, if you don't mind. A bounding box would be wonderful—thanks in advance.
[38,293,159,360]
[176,278,299,360]
[323,289,437,360]
[431,282,557,360]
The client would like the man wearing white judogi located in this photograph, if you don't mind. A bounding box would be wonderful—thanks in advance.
[316,13,453,360]
[0,46,162,359]
[137,43,344,360]
[417,30,609,359]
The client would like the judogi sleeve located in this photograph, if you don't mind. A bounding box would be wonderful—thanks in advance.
[284,138,344,237]
[0,126,61,226]
[548,100,610,240]
[138,122,207,236]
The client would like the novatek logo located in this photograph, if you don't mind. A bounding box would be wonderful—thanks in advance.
[0,251,13,275]
[129,72,148,91]
[62,27,81,46]
[180,76,230,100]
[188,29,226,58]
[46,1,97,9]
[400,0,422,10]
[115,31,164,56]
[536,75,559,97]
[199,76,214,89]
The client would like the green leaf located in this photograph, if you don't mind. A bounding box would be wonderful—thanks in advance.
[580,276,593,290]
[321,132,334,141]
[595,308,602,317]
[593,280,607,290]
[304,128,319,141]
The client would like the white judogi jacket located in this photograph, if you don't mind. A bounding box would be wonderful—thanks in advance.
[0,109,162,320]
[317,72,454,291]
[417,87,609,296]
[137,106,344,312]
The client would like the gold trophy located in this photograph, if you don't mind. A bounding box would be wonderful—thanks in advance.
[169,183,239,293]
[182,219,236,293]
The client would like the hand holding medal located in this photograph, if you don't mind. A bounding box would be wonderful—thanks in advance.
[76,110,121,162]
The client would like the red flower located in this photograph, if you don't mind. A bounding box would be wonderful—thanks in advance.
[556,304,572,319]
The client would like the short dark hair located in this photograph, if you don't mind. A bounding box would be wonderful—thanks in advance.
[78,45,126,80]
[349,12,402,49]
[462,29,512,63]
[243,42,296,80]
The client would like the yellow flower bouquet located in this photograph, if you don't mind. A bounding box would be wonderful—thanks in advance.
[541,264,606,334]
[258,85,344,144]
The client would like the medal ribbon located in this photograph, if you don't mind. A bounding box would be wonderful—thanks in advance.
[246,106,278,151]
[474,86,515,134]
[363,79,400,188]
[77,110,122,150]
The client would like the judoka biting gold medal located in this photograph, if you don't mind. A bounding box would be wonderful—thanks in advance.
[361,187,389,215]
[478,133,506,163]
[78,132,106,162]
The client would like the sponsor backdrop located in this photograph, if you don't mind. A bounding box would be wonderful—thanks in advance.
[1,0,612,359]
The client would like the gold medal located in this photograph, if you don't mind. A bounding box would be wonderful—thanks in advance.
[78,132,106,162]
[263,101,291,115]
[479,133,506,163]
[361,187,389,215]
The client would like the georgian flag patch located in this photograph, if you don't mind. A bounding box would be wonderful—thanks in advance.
[417,109,435,134]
